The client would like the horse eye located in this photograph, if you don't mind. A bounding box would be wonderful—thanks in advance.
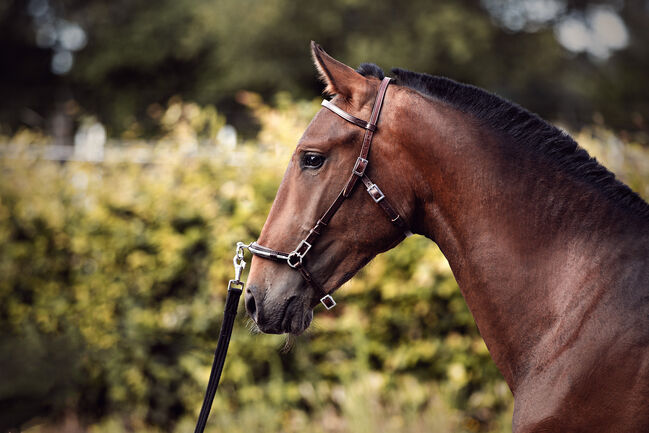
[302,153,325,169]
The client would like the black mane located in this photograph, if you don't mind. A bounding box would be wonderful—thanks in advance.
[356,63,385,80]
[356,63,649,218]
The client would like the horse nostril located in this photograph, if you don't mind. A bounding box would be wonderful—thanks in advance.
[245,289,258,322]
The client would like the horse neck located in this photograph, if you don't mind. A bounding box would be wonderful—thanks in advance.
[396,94,649,391]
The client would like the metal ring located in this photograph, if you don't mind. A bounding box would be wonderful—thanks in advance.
[287,251,302,268]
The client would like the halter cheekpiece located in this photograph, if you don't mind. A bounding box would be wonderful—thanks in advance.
[248,77,411,309]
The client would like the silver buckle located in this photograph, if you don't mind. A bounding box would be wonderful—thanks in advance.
[227,279,244,290]
[352,157,368,176]
[287,251,301,268]
[366,183,385,203]
[295,239,312,256]
[287,240,312,268]
[320,294,336,310]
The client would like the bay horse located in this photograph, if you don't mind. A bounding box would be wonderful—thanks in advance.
[244,42,649,432]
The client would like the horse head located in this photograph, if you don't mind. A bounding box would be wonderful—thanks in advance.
[244,42,416,334]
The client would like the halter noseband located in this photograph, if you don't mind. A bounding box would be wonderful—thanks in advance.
[248,77,411,309]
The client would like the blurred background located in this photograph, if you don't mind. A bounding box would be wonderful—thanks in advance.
[1,0,648,432]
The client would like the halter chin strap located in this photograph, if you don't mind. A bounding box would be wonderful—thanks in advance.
[249,77,412,309]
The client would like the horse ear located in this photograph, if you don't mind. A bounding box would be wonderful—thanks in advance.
[311,41,366,98]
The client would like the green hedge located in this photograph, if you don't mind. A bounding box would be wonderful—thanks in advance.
[1,99,647,433]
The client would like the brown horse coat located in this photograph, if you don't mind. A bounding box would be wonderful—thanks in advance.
[246,43,649,432]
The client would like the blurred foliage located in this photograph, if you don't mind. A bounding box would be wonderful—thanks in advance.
[0,0,648,140]
[2,97,649,433]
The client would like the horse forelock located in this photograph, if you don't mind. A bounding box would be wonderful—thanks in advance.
[356,63,385,80]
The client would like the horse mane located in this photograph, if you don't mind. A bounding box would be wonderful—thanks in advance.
[356,64,649,218]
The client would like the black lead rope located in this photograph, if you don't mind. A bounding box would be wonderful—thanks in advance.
[193,243,247,433]
[194,78,404,431]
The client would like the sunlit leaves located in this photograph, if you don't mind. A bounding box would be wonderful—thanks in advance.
[2,98,648,431]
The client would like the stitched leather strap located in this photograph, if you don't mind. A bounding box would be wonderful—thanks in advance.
[321,100,376,131]
[248,242,329,301]
[248,242,290,261]
[361,175,410,234]
[342,77,392,197]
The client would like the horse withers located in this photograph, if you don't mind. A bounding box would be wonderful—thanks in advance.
[244,42,649,432]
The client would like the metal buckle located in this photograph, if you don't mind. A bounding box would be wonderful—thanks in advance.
[295,239,312,256]
[352,157,368,176]
[287,240,311,268]
[366,183,385,203]
[320,294,336,310]
[287,251,302,268]
[227,279,244,292]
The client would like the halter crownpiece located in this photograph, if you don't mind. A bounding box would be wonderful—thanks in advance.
[248,77,412,309]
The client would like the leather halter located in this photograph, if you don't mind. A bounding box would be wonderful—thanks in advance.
[249,77,411,309]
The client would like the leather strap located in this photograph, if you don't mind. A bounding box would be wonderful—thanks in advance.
[193,281,242,433]
[321,100,377,131]
[249,242,329,302]
[248,242,290,261]
[361,175,411,234]
[342,77,392,197]
[249,77,410,309]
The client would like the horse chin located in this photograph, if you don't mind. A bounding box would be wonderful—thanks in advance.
[287,308,313,336]
[281,297,313,335]
[253,293,314,335]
